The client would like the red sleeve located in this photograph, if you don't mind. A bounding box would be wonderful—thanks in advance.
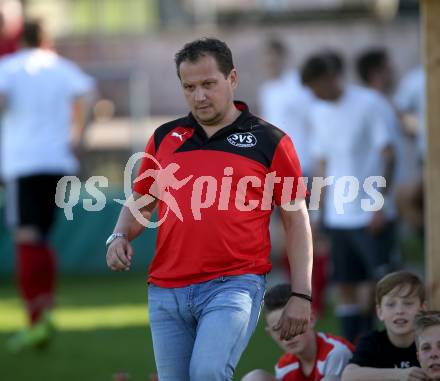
[132,135,157,195]
[270,134,307,206]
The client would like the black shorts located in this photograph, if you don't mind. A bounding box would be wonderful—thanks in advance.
[5,174,64,236]
[328,222,397,283]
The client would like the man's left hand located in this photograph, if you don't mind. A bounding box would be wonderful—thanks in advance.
[274,295,311,341]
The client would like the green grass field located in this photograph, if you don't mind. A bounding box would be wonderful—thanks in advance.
[0,274,337,381]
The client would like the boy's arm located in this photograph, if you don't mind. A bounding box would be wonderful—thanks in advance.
[341,363,428,381]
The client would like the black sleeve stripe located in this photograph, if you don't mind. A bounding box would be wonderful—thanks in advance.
[252,116,287,168]
[256,117,287,143]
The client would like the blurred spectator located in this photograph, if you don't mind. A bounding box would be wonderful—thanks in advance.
[0,19,94,353]
[258,37,314,177]
[356,48,410,252]
[0,1,23,182]
[302,51,397,343]
[414,311,440,381]
[356,48,395,96]
[258,38,293,120]
[394,66,426,159]
[342,271,427,381]
[241,284,354,381]
[393,66,425,234]
[357,48,418,188]
[356,48,427,269]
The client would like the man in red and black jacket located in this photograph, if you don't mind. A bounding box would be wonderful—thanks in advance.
[106,38,313,381]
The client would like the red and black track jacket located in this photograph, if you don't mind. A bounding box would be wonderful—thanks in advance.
[134,101,304,287]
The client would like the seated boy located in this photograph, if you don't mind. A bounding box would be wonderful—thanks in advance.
[415,311,440,381]
[242,284,354,381]
[342,271,427,381]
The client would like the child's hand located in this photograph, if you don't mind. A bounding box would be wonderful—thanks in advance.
[400,366,429,381]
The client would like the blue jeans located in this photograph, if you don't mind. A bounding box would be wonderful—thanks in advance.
[147,273,266,381]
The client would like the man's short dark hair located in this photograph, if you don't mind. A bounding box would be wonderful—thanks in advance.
[357,48,388,84]
[22,20,44,48]
[174,38,234,78]
[264,284,291,313]
[301,50,344,85]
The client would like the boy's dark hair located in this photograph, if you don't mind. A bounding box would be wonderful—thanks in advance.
[264,284,291,312]
[414,311,440,346]
[301,50,344,85]
[22,19,44,48]
[174,38,234,79]
[356,48,388,84]
[375,271,425,305]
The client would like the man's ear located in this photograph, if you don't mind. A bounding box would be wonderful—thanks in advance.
[421,301,428,311]
[229,69,239,89]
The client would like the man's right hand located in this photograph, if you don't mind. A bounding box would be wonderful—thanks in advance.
[400,367,429,381]
[106,238,134,271]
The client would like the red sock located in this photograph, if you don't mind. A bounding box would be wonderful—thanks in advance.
[16,243,57,325]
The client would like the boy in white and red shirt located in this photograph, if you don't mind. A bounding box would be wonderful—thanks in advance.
[242,284,354,381]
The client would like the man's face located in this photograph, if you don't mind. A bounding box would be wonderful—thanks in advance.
[372,59,395,95]
[264,47,285,79]
[377,284,423,338]
[178,54,238,127]
[265,308,314,355]
[417,325,440,380]
[379,60,395,94]
[308,75,342,102]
